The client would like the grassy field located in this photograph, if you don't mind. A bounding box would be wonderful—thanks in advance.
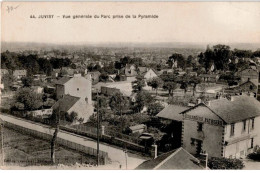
[2,127,97,167]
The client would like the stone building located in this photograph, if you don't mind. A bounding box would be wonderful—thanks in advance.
[181,95,260,159]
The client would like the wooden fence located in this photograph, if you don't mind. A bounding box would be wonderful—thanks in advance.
[3,121,108,164]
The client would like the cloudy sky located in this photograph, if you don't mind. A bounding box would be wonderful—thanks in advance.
[2,2,260,44]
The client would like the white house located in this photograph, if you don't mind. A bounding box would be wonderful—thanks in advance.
[144,68,158,80]
[181,95,260,159]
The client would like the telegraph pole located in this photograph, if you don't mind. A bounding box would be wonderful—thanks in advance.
[96,91,100,166]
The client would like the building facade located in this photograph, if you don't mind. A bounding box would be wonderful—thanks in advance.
[55,74,92,104]
[181,95,260,159]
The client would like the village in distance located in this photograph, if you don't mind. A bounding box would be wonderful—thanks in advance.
[1,42,260,170]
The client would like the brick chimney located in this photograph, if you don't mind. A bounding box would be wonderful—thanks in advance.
[198,151,208,169]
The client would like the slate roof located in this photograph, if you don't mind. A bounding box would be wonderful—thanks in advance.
[52,95,80,112]
[156,104,188,121]
[208,96,260,123]
[135,147,202,170]
[55,77,71,85]
[181,95,260,124]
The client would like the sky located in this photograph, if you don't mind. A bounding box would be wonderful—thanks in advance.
[2,2,260,44]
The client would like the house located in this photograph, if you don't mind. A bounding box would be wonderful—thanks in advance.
[156,104,189,149]
[181,95,260,159]
[127,124,147,134]
[87,71,101,84]
[199,74,219,83]
[55,74,92,105]
[226,80,257,97]
[52,95,94,123]
[31,86,44,94]
[135,147,203,170]
[137,67,148,74]
[52,69,61,78]
[124,64,137,77]
[143,68,158,80]
[13,70,27,79]
[237,68,259,87]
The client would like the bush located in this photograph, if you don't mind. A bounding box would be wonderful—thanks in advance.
[208,157,244,169]
[247,145,260,161]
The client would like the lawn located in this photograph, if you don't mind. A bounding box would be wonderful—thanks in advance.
[2,127,97,167]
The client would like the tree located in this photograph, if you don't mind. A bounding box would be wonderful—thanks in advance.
[132,74,146,93]
[179,74,190,94]
[43,98,56,108]
[147,77,163,95]
[65,111,78,123]
[13,88,43,111]
[50,108,60,164]
[163,82,178,97]
[1,73,15,91]
[114,61,123,70]
[212,44,232,71]
[147,102,164,116]
[109,93,129,115]
[167,53,186,69]
[199,44,232,72]
[146,126,166,144]
[132,91,154,113]
[99,72,109,82]
[189,76,201,96]
[120,56,131,67]
[21,76,33,87]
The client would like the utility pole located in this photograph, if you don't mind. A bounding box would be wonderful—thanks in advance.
[124,146,128,170]
[96,91,100,166]
[0,121,4,167]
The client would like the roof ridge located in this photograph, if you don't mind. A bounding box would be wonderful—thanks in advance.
[153,147,183,170]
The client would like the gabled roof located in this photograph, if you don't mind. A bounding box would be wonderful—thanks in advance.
[135,147,202,170]
[55,77,71,85]
[52,95,80,113]
[181,95,260,124]
[156,104,188,121]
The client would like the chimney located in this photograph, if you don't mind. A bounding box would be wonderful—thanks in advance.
[207,101,211,107]
[230,95,236,101]
[197,98,202,104]
[199,151,208,169]
[151,144,158,159]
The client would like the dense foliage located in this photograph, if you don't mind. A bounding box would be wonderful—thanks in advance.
[208,157,244,169]
[247,146,260,161]
[1,51,71,76]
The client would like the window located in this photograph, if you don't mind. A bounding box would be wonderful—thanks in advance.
[230,123,235,136]
[251,118,255,130]
[243,120,246,132]
[191,138,195,145]
[250,138,254,148]
[77,88,79,91]
[197,122,203,131]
